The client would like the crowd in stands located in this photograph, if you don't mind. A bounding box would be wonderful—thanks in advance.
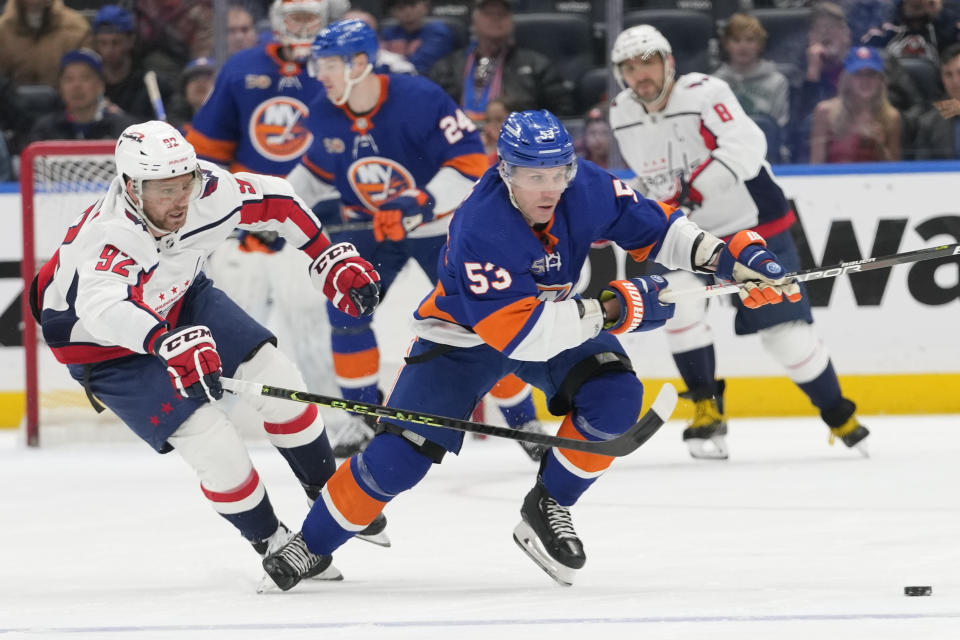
[3,0,960,183]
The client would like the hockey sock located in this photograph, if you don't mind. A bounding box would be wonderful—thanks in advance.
[302,432,433,554]
[671,345,718,395]
[266,405,337,487]
[539,373,643,506]
[489,374,537,427]
[796,361,843,411]
[330,324,380,404]
[202,471,280,542]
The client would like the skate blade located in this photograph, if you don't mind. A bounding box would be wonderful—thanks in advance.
[512,521,576,587]
[255,563,343,594]
[356,530,391,547]
[851,438,869,458]
[686,435,729,460]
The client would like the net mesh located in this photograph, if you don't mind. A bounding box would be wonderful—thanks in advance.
[24,145,133,444]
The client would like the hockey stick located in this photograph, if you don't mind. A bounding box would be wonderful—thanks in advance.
[220,377,677,457]
[659,243,960,303]
[324,221,375,234]
[144,70,167,122]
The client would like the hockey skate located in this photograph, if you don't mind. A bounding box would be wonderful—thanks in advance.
[253,523,342,593]
[681,381,729,460]
[516,420,549,461]
[303,483,391,548]
[330,414,376,458]
[262,531,335,592]
[823,398,870,457]
[512,481,585,586]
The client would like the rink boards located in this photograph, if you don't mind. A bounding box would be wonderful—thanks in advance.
[0,161,956,427]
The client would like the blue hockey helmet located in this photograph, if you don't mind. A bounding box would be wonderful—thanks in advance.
[311,18,379,64]
[497,110,577,188]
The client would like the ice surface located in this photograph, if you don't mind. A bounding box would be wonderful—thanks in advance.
[2,413,959,639]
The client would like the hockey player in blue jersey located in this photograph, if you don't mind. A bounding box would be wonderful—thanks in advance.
[287,19,549,458]
[261,109,803,589]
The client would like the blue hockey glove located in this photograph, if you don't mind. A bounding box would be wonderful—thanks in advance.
[716,230,802,309]
[374,189,435,242]
[598,275,675,334]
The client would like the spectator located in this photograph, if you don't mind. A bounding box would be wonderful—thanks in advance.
[575,107,613,169]
[0,71,34,155]
[27,49,137,143]
[428,0,574,120]
[134,0,214,79]
[912,42,960,158]
[227,2,261,55]
[92,5,175,122]
[0,0,92,86]
[862,0,960,65]
[714,13,791,162]
[0,135,12,181]
[168,56,217,132]
[715,13,791,129]
[343,9,417,74]
[382,0,456,75]
[792,2,918,162]
[481,96,510,163]
[810,46,902,163]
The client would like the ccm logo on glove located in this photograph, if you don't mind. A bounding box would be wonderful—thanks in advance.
[310,242,381,317]
[154,325,223,402]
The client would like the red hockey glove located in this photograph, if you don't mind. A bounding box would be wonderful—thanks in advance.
[153,325,223,402]
[716,230,802,309]
[309,242,381,317]
[598,275,675,334]
[664,177,703,211]
[373,189,435,242]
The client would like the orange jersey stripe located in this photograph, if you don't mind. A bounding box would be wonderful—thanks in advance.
[473,297,541,352]
[442,152,489,180]
[302,155,336,182]
[185,128,237,165]
[489,374,528,399]
[416,281,457,324]
[332,347,380,379]
[556,415,615,473]
[326,462,386,527]
[627,201,676,262]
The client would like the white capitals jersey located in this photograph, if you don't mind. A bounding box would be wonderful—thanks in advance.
[36,160,329,365]
[609,72,792,239]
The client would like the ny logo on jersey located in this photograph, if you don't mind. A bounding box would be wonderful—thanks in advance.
[347,156,416,210]
[530,252,562,275]
[248,96,313,162]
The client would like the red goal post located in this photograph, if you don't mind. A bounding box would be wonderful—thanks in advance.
[20,140,119,447]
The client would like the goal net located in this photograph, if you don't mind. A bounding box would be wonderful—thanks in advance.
[20,140,128,446]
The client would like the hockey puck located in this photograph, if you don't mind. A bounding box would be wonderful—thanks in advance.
[904,586,932,596]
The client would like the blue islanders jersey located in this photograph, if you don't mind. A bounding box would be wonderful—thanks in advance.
[412,160,705,362]
[187,44,324,176]
[292,74,487,237]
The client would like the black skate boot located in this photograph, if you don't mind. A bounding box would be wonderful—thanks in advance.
[262,532,335,592]
[680,380,729,460]
[512,481,585,586]
[822,398,870,457]
[253,522,341,593]
[303,483,391,548]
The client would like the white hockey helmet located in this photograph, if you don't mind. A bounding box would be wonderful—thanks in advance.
[115,121,202,230]
[611,25,676,105]
[271,0,331,61]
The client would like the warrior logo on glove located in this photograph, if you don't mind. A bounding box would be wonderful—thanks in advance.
[309,241,382,317]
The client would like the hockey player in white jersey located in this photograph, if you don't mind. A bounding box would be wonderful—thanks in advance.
[608,25,869,459]
[31,121,386,588]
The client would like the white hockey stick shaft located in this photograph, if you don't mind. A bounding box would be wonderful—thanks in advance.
[144,70,167,122]
[659,242,960,303]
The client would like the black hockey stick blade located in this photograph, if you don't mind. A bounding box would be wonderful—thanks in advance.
[220,377,677,457]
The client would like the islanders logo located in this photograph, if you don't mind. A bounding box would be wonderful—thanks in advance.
[248,96,313,162]
[347,157,416,211]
